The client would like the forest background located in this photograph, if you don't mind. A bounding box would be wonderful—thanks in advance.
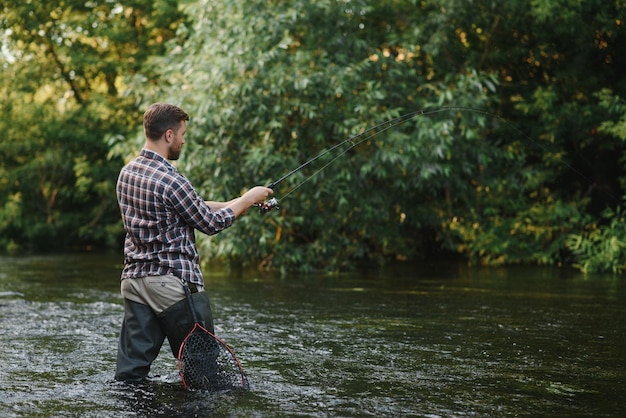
[1,0,626,274]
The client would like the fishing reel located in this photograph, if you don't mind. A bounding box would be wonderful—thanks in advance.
[257,197,280,214]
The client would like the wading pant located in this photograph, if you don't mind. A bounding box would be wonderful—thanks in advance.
[114,275,214,382]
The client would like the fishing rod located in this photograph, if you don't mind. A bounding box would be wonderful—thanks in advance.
[256,106,492,214]
[255,105,613,214]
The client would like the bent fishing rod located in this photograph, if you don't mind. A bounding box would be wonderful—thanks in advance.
[255,106,499,214]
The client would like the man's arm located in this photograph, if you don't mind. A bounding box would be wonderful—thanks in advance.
[206,186,273,219]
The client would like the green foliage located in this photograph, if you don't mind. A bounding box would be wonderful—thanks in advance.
[567,91,626,274]
[0,1,186,252]
[0,99,121,250]
[597,89,626,141]
[444,194,592,266]
[567,206,626,274]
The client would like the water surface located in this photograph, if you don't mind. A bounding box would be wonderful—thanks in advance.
[0,253,624,416]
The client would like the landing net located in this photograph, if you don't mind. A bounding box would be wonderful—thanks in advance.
[178,324,249,391]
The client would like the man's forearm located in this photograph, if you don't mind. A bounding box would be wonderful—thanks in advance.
[206,186,273,219]
[206,197,250,218]
[205,198,239,211]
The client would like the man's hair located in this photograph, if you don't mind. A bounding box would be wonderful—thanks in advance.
[143,103,190,140]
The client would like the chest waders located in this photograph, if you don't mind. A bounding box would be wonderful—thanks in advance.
[114,291,214,382]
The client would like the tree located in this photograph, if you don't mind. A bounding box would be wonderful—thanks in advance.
[139,0,625,272]
[431,0,626,266]
[137,0,502,272]
[0,0,186,251]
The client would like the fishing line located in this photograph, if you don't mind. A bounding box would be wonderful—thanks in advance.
[256,106,617,214]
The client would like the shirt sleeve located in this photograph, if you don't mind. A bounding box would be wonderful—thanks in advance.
[166,175,235,236]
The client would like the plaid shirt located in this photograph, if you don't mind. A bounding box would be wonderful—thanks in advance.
[116,149,235,286]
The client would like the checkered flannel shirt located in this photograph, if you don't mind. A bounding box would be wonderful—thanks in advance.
[116,149,235,286]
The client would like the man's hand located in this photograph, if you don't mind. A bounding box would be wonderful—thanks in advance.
[227,186,274,218]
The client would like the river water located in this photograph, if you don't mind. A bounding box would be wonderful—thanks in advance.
[0,253,624,417]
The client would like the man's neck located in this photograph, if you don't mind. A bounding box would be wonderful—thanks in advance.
[144,141,169,160]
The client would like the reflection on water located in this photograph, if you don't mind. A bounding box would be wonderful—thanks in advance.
[0,253,625,416]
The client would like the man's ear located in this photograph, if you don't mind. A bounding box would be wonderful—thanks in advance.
[164,129,173,143]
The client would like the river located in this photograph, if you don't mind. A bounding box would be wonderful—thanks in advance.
[0,253,624,417]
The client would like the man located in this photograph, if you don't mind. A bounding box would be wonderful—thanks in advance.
[115,103,272,382]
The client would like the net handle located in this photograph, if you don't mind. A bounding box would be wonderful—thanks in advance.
[183,282,201,325]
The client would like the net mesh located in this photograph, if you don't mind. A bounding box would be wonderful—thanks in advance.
[178,326,249,391]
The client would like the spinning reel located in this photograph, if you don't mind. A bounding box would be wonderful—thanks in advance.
[257,197,280,214]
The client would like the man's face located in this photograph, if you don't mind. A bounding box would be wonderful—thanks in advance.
[167,120,187,160]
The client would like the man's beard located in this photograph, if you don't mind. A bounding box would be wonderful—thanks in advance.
[168,145,182,160]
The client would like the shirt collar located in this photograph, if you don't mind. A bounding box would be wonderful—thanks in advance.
[140,148,177,172]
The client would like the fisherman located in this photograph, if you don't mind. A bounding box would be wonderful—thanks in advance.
[114,103,272,382]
